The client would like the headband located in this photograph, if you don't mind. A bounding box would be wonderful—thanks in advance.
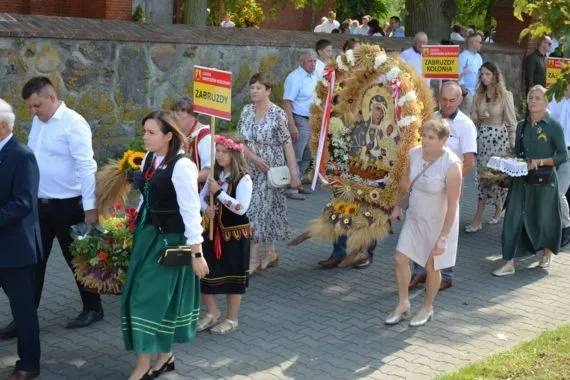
[215,135,245,152]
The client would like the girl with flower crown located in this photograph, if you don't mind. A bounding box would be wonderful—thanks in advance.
[197,133,253,335]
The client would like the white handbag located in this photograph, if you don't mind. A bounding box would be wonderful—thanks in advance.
[267,166,291,189]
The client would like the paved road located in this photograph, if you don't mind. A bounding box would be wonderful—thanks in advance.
[2,175,569,380]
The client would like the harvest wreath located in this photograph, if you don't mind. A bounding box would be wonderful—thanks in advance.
[297,43,435,254]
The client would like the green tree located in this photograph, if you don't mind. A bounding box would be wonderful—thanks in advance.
[514,0,570,100]
[183,0,208,26]
[405,0,457,40]
[454,0,495,33]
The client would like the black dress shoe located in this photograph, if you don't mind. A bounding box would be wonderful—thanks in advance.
[439,279,453,291]
[65,309,104,329]
[408,274,427,289]
[151,355,175,378]
[0,320,17,340]
[318,256,342,268]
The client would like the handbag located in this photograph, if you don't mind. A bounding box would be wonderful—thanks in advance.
[399,151,445,210]
[158,245,193,266]
[525,166,554,185]
[267,165,291,189]
[519,120,554,185]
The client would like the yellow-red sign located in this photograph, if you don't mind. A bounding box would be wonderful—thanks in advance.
[546,58,570,88]
[422,45,460,79]
[193,65,232,120]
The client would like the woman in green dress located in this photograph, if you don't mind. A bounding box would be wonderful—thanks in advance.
[493,85,567,276]
[121,111,210,380]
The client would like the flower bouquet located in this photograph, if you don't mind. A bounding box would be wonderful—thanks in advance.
[70,204,137,295]
[96,149,145,215]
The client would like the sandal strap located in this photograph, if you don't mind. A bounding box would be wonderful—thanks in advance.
[211,319,238,334]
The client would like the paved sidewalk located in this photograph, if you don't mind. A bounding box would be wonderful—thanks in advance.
[2,175,570,380]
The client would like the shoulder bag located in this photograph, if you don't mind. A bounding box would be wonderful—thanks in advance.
[399,151,445,210]
[267,166,291,189]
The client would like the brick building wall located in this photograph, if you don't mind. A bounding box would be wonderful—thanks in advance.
[0,0,131,20]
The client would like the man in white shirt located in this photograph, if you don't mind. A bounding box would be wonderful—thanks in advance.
[410,81,477,291]
[283,50,319,200]
[458,33,483,114]
[358,15,370,35]
[320,11,340,34]
[400,31,430,86]
[314,17,328,33]
[12,77,102,333]
[315,39,333,76]
[220,13,235,28]
[550,83,570,246]
[450,25,465,42]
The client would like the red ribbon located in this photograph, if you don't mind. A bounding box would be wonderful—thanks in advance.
[391,78,402,119]
[313,67,336,189]
[214,223,222,260]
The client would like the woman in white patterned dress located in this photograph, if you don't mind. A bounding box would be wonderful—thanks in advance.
[238,73,301,273]
[465,61,517,232]
[387,119,462,327]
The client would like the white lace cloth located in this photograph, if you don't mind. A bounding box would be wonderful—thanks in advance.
[486,156,528,177]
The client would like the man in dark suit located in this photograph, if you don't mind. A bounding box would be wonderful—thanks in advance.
[0,99,41,379]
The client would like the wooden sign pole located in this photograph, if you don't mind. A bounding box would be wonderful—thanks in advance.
[209,115,216,241]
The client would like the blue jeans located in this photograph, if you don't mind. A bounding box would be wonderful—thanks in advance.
[331,235,376,258]
[413,262,453,281]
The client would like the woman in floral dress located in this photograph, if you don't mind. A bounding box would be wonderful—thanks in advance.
[238,73,301,273]
[465,61,517,232]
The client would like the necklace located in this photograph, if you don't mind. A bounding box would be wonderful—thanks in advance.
[144,156,165,180]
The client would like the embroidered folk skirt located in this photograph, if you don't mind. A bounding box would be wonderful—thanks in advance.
[121,223,200,353]
[200,233,250,295]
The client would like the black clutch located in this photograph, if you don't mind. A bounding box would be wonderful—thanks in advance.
[158,246,193,266]
[525,166,554,185]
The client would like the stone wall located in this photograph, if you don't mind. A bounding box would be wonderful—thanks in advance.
[0,14,526,162]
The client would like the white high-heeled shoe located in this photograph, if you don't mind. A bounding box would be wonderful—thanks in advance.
[385,302,411,325]
[409,307,433,327]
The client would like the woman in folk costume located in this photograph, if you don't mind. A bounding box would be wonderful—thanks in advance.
[172,97,211,185]
[121,111,209,380]
[197,133,253,335]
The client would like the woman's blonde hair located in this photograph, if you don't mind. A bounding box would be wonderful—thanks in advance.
[527,85,547,103]
[213,132,249,183]
[423,118,451,139]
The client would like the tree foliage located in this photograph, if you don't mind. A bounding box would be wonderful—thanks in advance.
[454,0,495,32]
[514,0,570,100]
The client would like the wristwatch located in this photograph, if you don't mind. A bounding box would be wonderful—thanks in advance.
[191,252,203,258]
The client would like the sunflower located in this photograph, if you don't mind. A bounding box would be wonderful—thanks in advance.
[127,151,145,171]
[344,203,358,216]
[333,200,347,213]
[116,150,132,172]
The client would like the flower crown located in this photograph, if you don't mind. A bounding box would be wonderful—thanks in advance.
[215,135,245,152]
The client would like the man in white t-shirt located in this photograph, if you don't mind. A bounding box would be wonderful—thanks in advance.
[220,13,235,28]
[400,31,430,86]
[319,11,340,33]
[410,81,477,291]
[314,17,328,33]
[458,34,483,114]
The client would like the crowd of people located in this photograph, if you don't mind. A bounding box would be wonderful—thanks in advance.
[313,11,405,38]
[0,16,568,380]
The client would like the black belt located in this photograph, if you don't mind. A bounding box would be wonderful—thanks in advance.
[38,196,81,204]
[293,113,309,120]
